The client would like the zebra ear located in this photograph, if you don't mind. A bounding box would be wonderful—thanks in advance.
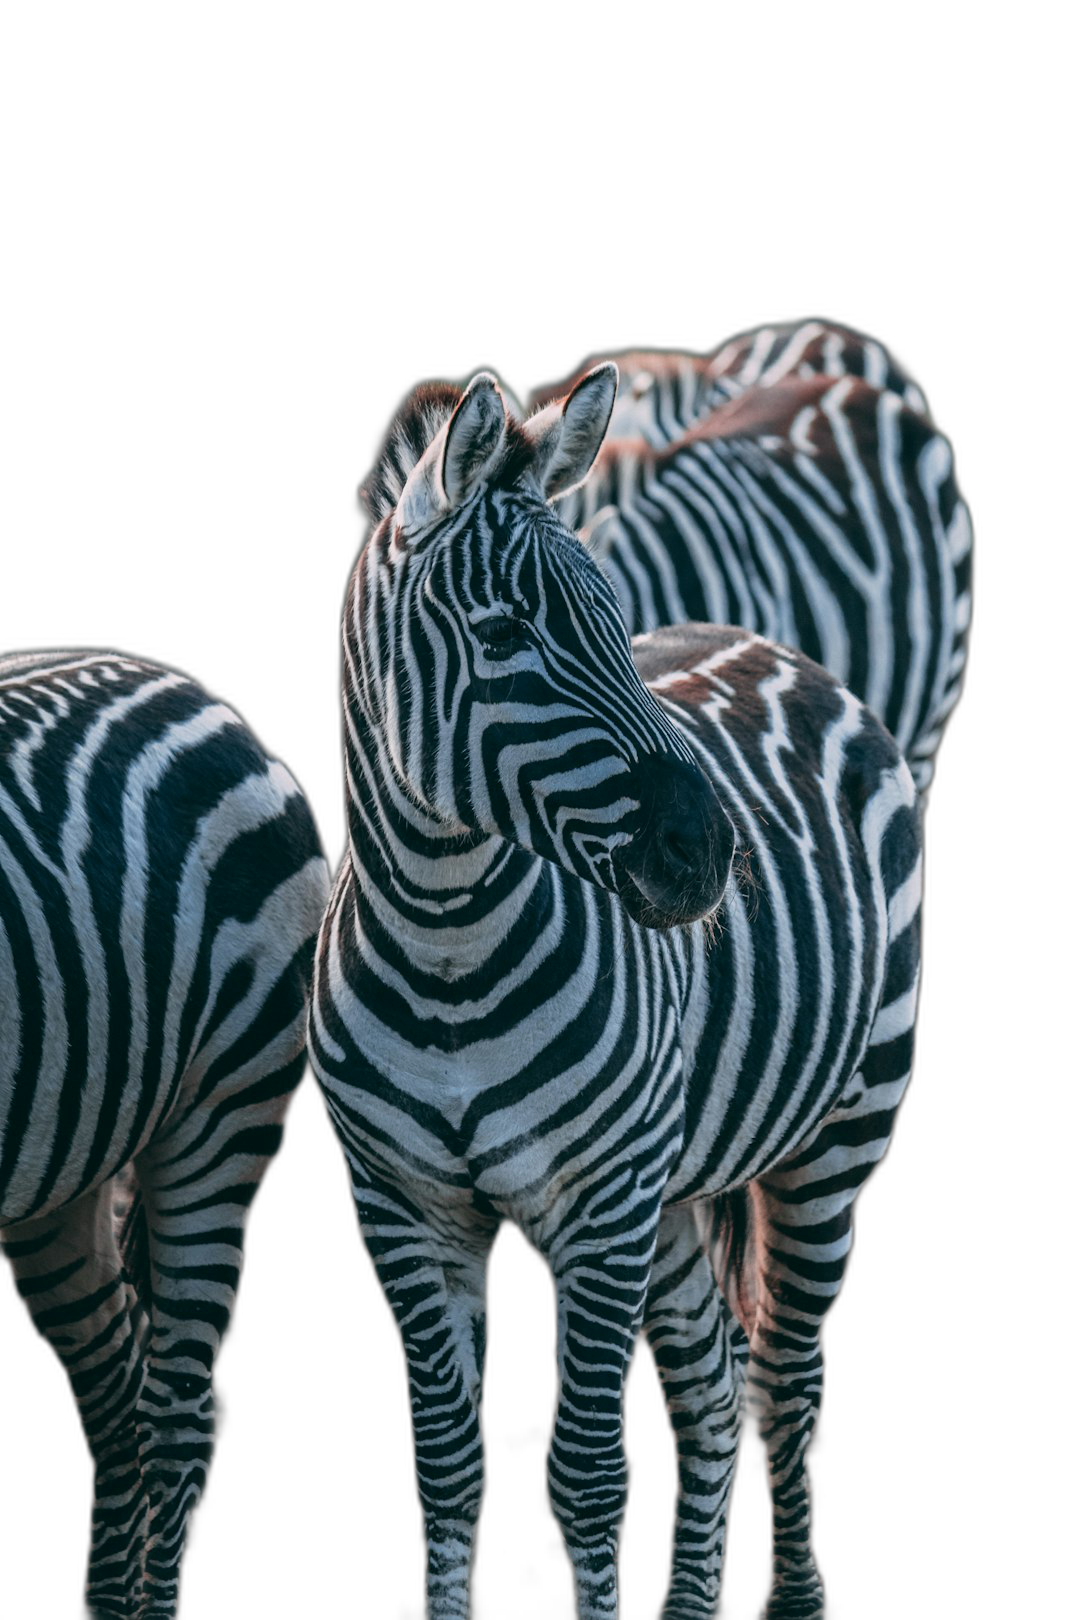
[397,373,507,535]
[525,362,618,499]
[456,366,524,417]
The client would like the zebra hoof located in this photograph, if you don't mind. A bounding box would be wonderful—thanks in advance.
[763,1602,825,1618]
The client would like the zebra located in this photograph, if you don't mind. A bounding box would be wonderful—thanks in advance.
[0,648,329,1619]
[527,316,933,447]
[309,366,923,1618]
[524,322,971,801]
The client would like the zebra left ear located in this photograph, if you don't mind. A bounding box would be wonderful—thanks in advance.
[441,373,508,505]
[525,362,618,499]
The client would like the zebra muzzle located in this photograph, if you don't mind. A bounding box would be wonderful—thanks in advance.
[614,755,734,929]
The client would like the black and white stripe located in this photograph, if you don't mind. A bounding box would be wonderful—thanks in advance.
[529,316,932,448]
[0,649,328,1619]
[310,370,923,1619]
[528,318,972,798]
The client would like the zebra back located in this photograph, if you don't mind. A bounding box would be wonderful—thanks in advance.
[526,316,932,449]
[706,315,931,419]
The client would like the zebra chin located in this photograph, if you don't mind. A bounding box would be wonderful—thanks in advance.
[614,854,731,930]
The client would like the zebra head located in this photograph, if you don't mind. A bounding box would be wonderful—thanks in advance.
[349,366,734,929]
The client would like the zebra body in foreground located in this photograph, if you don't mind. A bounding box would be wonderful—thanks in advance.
[527,317,972,798]
[310,368,923,1618]
[0,649,329,1618]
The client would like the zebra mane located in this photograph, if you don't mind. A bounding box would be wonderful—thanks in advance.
[359,378,535,525]
[359,383,462,524]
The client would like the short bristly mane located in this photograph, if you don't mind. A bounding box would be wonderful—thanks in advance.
[359,378,540,526]
[359,383,462,524]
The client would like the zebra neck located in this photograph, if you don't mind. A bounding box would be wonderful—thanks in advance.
[344,724,552,974]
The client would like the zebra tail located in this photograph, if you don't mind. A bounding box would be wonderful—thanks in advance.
[114,1166,153,1341]
[705,1185,757,1334]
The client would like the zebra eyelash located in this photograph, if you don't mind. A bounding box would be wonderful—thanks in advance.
[470,612,534,658]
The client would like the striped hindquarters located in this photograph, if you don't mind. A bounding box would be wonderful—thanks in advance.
[0,648,328,1225]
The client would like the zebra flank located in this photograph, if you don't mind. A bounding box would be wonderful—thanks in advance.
[1,649,329,1619]
[527,316,972,798]
[310,366,923,1618]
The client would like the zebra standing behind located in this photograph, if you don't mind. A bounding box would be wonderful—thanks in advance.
[527,317,972,798]
[309,366,923,1618]
[0,649,329,1619]
[528,317,933,448]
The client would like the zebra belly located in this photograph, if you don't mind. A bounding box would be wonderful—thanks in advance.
[664,1017,876,1206]
[660,879,886,1205]
[667,812,887,1204]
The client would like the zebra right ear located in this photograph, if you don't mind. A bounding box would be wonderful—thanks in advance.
[524,362,619,499]
[397,374,508,536]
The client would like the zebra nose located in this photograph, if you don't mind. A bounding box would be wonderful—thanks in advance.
[616,754,735,927]
[652,806,729,898]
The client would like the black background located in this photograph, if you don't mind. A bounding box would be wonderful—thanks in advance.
[4,196,990,1613]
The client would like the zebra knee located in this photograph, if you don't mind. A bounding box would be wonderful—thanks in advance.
[547,1424,629,1550]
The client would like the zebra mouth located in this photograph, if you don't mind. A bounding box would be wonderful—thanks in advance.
[615,847,729,930]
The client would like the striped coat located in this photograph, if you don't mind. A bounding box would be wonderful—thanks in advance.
[528,318,972,797]
[310,368,923,1619]
[1,648,328,1619]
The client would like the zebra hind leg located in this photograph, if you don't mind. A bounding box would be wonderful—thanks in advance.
[2,1178,148,1618]
[133,1047,305,1620]
[643,1204,748,1619]
[749,1006,915,1620]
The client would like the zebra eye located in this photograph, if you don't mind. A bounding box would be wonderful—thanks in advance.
[474,614,530,659]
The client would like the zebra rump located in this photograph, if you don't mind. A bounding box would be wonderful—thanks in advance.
[1,647,329,1619]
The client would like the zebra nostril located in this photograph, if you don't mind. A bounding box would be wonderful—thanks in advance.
[661,824,698,871]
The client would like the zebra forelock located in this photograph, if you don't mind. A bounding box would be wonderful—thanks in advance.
[359,376,538,527]
[358,382,461,524]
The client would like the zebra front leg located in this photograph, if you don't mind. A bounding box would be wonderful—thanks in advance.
[543,1196,664,1619]
[643,1206,747,1619]
[2,1180,147,1618]
[355,1169,499,1619]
